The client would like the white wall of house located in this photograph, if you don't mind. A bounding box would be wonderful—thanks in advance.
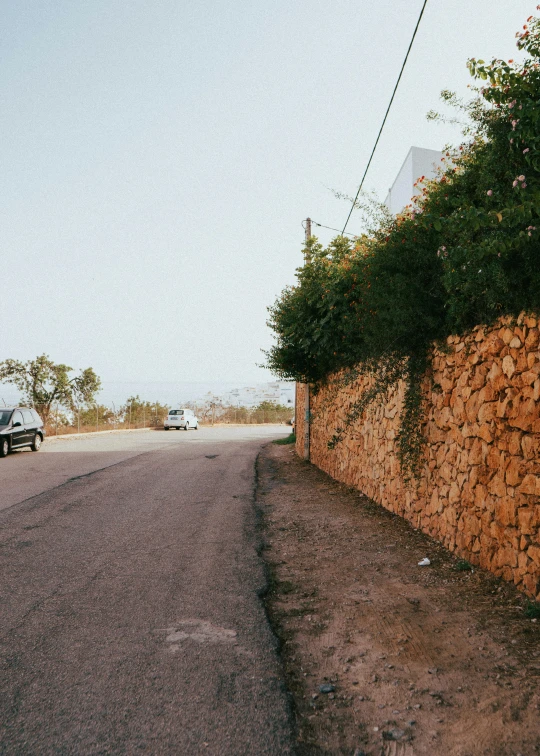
[384,146,443,215]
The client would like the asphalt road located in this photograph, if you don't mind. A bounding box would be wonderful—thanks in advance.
[0,426,294,755]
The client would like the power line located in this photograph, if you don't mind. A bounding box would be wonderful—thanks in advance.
[311,220,359,238]
[342,0,429,234]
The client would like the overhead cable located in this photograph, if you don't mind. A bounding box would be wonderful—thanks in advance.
[342,0,429,234]
[312,220,359,238]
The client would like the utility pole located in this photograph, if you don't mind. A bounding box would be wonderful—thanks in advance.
[304,217,312,263]
[303,218,311,461]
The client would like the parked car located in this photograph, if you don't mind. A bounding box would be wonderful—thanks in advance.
[0,407,46,457]
[164,409,198,431]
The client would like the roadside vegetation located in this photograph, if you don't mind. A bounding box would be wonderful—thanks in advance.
[0,355,101,425]
[273,433,296,445]
[266,12,540,473]
[0,355,293,435]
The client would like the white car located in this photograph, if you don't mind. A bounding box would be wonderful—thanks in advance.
[164,409,198,431]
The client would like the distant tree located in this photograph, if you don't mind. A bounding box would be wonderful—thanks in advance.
[120,396,168,426]
[0,354,101,423]
[255,401,291,412]
[77,404,116,428]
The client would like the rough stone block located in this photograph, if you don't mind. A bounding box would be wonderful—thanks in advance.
[518,474,540,495]
[502,355,516,378]
[495,496,517,527]
[505,457,523,487]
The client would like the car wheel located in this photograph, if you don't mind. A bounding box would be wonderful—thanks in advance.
[31,434,42,452]
[0,438,9,457]
[194,423,198,430]
[164,427,170,431]
[184,423,189,431]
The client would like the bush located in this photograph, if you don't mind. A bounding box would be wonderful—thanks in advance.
[266,12,540,473]
[273,433,296,445]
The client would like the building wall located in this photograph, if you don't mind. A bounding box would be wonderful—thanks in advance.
[296,314,540,600]
[384,146,443,215]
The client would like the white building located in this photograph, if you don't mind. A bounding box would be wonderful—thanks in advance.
[202,381,294,409]
[384,146,443,215]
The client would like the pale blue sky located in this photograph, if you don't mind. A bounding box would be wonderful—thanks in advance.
[1,0,533,389]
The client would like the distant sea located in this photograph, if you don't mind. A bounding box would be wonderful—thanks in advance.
[0,380,288,409]
[97,381,247,406]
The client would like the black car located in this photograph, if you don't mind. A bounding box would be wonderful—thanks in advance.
[0,407,46,457]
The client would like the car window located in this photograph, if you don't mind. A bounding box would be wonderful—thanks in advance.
[31,410,42,424]
[12,411,23,425]
[22,410,33,424]
[0,410,12,425]
[169,410,184,415]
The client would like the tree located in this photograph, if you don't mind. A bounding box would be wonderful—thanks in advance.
[0,354,101,423]
[119,396,168,427]
[77,404,116,429]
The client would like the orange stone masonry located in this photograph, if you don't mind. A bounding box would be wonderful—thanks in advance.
[296,313,540,600]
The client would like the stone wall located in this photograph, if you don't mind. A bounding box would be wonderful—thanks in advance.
[296,313,540,600]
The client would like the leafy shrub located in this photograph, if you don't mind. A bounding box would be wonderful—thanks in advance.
[273,433,296,445]
[266,12,540,473]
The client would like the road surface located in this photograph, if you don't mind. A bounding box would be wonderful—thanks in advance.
[0,426,294,755]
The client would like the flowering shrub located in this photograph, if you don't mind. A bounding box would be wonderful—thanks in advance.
[267,11,540,473]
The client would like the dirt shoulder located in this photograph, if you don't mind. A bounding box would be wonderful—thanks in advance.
[257,443,540,756]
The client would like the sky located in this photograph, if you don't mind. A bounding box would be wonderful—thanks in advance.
[1,0,535,398]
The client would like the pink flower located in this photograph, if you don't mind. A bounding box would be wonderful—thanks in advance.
[523,148,530,153]
[487,190,493,196]
[513,180,518,187]
[522,182,527,189]
[518,174,525,181]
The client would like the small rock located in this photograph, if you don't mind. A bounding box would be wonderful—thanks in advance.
[428,667,438,675]
[414,704,421,709]
[311,694,318,700]
[382,728,405,741]
[319,684,335,694]
[407,720,416,726]
[358,695,365,701]
[373,726,379,732]
[392,710,400,714]
[418,557,431,567]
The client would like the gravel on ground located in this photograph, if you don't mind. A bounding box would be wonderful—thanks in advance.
[257,443,540,756]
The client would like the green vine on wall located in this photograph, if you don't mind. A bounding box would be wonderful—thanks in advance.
[266,12,540,475]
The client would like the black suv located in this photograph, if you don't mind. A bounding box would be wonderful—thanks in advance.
[0,407,46,457]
